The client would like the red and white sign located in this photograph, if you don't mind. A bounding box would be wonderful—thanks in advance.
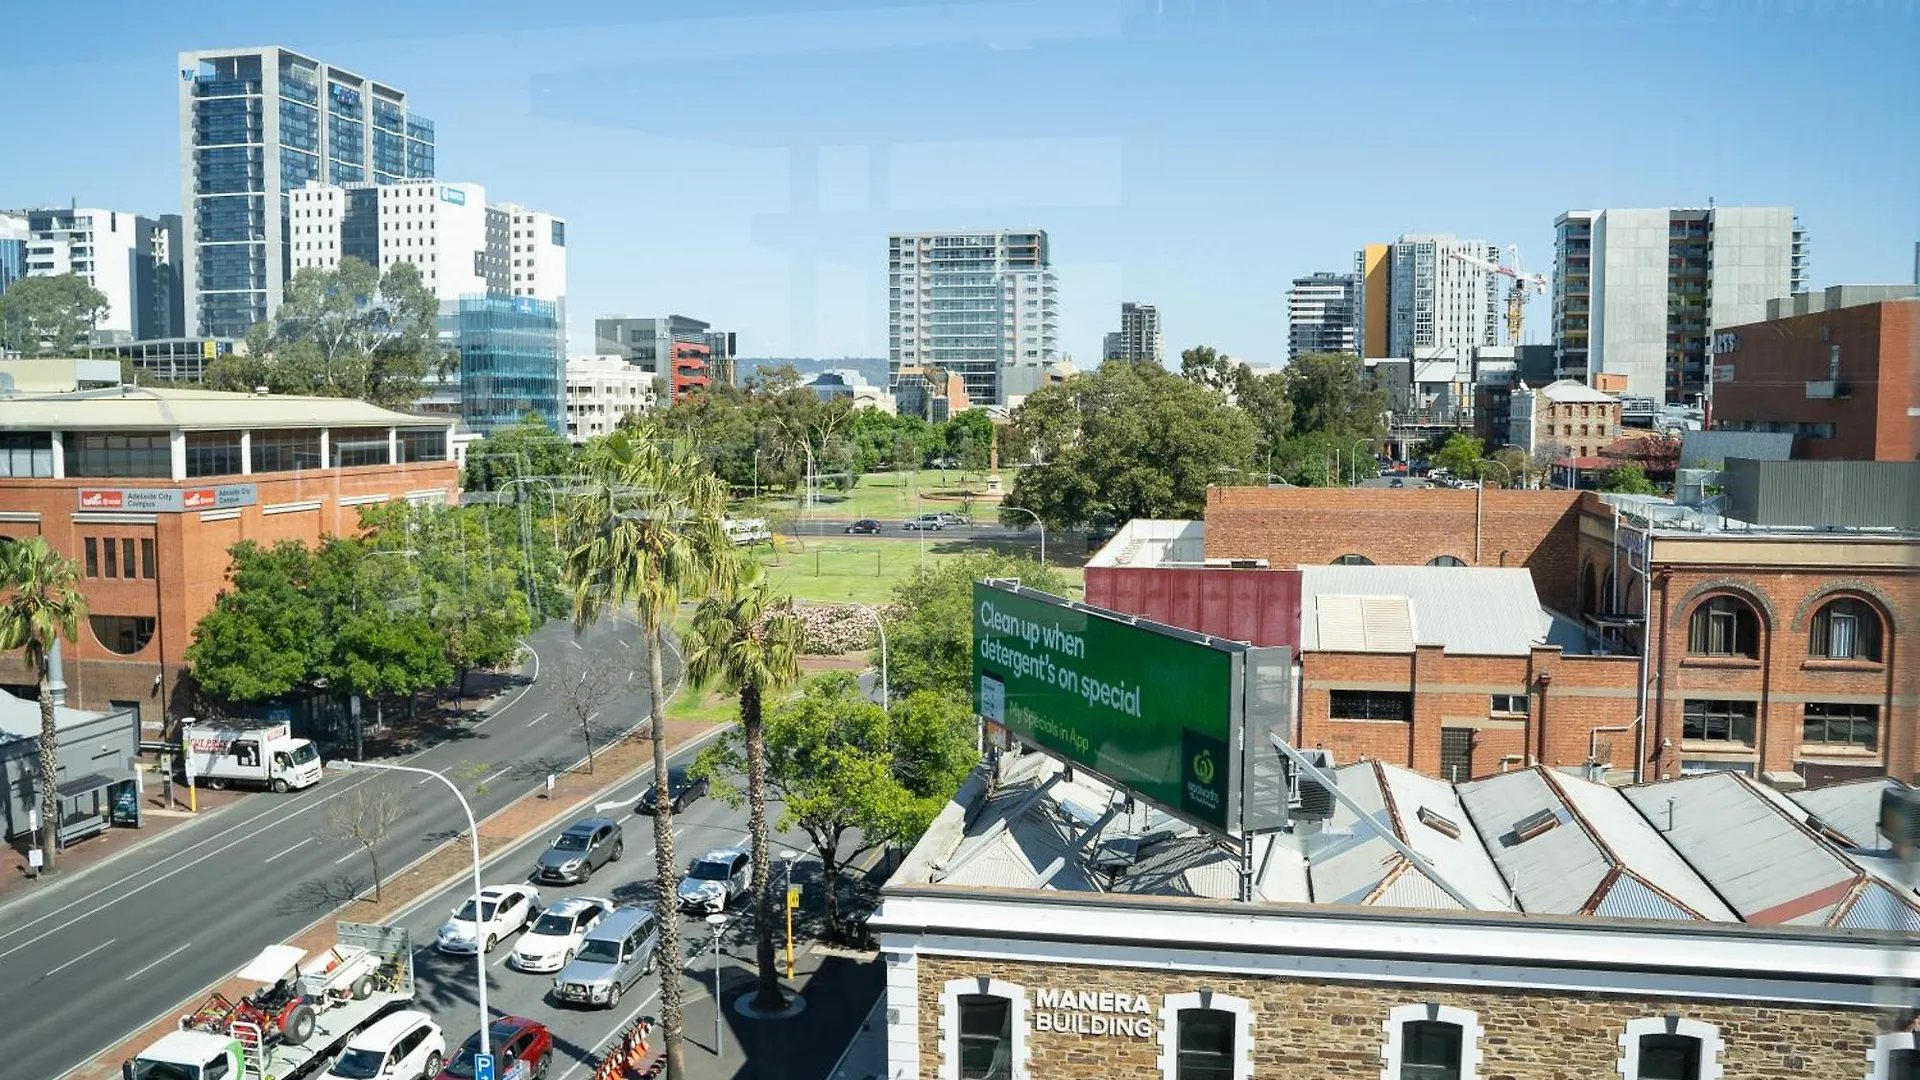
[181,489,219,509]
[78,489,126,509]
[74,485,257,513]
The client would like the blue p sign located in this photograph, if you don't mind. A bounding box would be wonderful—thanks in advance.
[474,1053,495,1080]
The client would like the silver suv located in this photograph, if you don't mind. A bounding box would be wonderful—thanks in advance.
[551,905,659,1009]
[535,817,623,884]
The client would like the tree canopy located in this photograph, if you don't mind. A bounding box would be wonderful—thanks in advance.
[0,274,110,357]
[1601,461,1660,495]
[1284,352,1389,438]
[1005,359,1258,530]
[207,257,453,408]
[882,550,1068,700]
[462,413,578,491]
[1431,433,1486,479]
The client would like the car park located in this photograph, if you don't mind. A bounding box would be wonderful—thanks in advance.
[901,514,944,531]
[323,1010,444,1080]
[436,1016,553,1080]
[534,817,623,884]
[510,896,613,973]
[844,519,882,534]
[552,905,660,1009]
[638,765,709,814]
[437,885,541,954]
[677,848,752,914]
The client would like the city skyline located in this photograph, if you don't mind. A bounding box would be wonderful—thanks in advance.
[2,1,1915,364]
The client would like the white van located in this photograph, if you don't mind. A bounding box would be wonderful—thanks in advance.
[182,721,323,793]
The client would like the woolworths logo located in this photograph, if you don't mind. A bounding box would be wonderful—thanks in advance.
[1191,748,1216,786]
[1182,729,1227,818]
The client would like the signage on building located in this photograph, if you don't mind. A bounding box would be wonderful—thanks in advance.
[973,582,1239,832]
[77,484,258,513]
[441,186,466,206]
[1032,989,1154,1037]
[1712,332,1740,355]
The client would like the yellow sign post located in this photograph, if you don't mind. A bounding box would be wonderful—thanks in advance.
[785,885,801,979]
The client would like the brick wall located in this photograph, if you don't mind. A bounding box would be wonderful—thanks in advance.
[1204,487,1585,613]
[1712,299,1918,462]
[913,954,1886,1079]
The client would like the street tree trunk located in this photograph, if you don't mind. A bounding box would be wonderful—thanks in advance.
[646,624,686,1080]
[581,718,595,774]
[36,666,58,871]
[814,826,844,942]
[743,682,784,1012]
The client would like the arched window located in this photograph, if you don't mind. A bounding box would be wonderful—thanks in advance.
[939,977,1028,1080]
[1581,562,1598,614]
[1617,1016,1724,1080]
[1428,556,1466,567]
[1602,570,1616,611]
[1686,595,1760,659]
[90,615,156,656]
[1869,1032,1918,1080]
[1158,991,1253,1080]
[1381,1004,1483,1080]
[1808,596,1884,662]
[1334,554,1376,566]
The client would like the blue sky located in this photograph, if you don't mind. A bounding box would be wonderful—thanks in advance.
[3,0,1915,364]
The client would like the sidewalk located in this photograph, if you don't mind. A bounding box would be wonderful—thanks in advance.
[0,769,248,905]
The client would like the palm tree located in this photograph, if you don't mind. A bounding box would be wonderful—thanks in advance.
[0,538,89,871]
[564,428,734,1080]
[682,559,802,1013]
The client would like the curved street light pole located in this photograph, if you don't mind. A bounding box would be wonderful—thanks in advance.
[1001,506,1045,568]
[824,601,888,711]
[1349,439,1372,486]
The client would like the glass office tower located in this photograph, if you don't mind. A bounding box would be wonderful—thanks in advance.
[178,46,435,338]
[454,296,564,434]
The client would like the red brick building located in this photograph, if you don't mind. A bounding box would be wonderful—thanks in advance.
[1711,290,1918,461]
[0,387,458,734]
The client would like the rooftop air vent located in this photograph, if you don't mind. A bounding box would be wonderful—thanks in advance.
[1512,808,1559,842]
[1416,806,1461,839]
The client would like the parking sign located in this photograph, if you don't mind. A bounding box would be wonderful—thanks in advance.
[474,1053,494,1080]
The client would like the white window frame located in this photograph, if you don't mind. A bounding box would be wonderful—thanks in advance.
[937,976,1029,1080]
[1381,1003,1484,1080]
[1617,1016,1724,1080]
[1159,990,1254,1080]
[1868,1032,1917,1080]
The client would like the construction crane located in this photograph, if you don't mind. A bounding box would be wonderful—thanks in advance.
[1445,244,1548,345]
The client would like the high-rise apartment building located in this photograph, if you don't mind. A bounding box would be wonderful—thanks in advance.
[1384,234,1501,358]
[1552,206,1808,402]
[287,180,511,303]
[1101,301,1162,364]
[1355,244,1390,358]
[888,230,1057,406]
[1287,273,1361,359]
[178,46,435,338]
[0,214,26,299]
[9,207,183,341]
[497,203,567,354]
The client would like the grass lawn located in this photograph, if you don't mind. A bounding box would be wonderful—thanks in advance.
[750,468,998,521]
[750,535,1082,606]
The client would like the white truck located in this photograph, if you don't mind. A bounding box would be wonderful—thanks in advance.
[182,721,322,793]
[126,922,412,1080]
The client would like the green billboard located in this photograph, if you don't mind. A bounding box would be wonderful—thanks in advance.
[972,582,1238,831]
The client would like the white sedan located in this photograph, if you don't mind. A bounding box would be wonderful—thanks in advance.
[509,896,613,973]
[436,884,542,954]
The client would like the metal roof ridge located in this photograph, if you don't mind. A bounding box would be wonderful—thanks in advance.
[1369,759,1410,844]
[1729,771,1864,879]
[1828,875,1920,930]
[1538,767,1622,871]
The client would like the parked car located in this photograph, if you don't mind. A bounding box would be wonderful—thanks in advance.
[677,848,752,914]
[535,817,623,884]
[510,896,613,973]
[637,765,709,814]
[1390,478,1405,488]
[901,514,944,531]
[843,519,883,535]
[933,511,971,526]
[438,885,541,954]
[437,1016,553,1080]
[324,1009,444,1080]
[552,905,660,1009]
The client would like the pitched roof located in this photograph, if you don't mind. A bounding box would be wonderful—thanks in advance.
[0,386,450,432]
[1301,761,1514,911]
[1538,379,1618,404]
[1299,566,1550,657]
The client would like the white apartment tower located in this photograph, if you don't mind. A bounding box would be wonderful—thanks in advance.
[13,207,184,341]
[1102,301,1163,364]
[888,230,1057,406]
[498,203,568,353]
[1387,234,1501,358]
[1287,272,1361,359]
[565,355,656,443]
[1553,205,1808,402]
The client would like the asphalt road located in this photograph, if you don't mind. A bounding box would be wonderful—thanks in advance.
[0,613,657,1080]
[779,515,1043,544]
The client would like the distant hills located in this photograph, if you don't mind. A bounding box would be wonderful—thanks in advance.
[738,356,889,388]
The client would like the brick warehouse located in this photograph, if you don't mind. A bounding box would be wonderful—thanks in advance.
[874,752,1920,1080]
[0,387,457,735]
[1093,486,1918,786]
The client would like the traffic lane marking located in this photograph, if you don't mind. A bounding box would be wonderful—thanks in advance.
[262,837,313,864]
[44,938,116,978]
[124,942,195,983]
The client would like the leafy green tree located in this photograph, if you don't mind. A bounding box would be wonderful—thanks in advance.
[212,257,453,408]
[1233,369,1295,473]
[1285,352,1388,438]
[0,538,89,869]
[310,540,451,712]
[1006,359,1257,530]
[942,408,995,470]
[0,275,110,356]
[1179,345,1240,392]
[462,413,577,491]
[1489,445,1532,488]
[185,541,325,702]
[695,673,977,940]
[1601,461,1660,495]
[681,560,803,1012]
[883,551,1068,699]
[1431,433,1486,479]
[566,427,737,1078]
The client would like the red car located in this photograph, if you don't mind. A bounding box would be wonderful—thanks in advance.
[437,1016,553,1080]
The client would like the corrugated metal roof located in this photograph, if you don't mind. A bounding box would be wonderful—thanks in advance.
[1458,769,1610,915]
[0,386,449,432]
[1303,762,1513,911]
[1551,770,1735,920]
[1621,773,1857,925]
[1313,595,1414,652]
[1538,378,1618,404]
[1835,882,1920,932]
[1594,874,1700,921]
[1299,566,1549,656]
[0,690,111,739]
[1788,779,1901,850]
[1680,429,1795,466]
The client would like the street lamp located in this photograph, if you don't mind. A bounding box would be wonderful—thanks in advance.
[329,760,491,1059]
[823,602,888,711]
[779,850,798,980]
[1349,439,1373,486]
[705,912,729,1055]
[1000,506,1045,568]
